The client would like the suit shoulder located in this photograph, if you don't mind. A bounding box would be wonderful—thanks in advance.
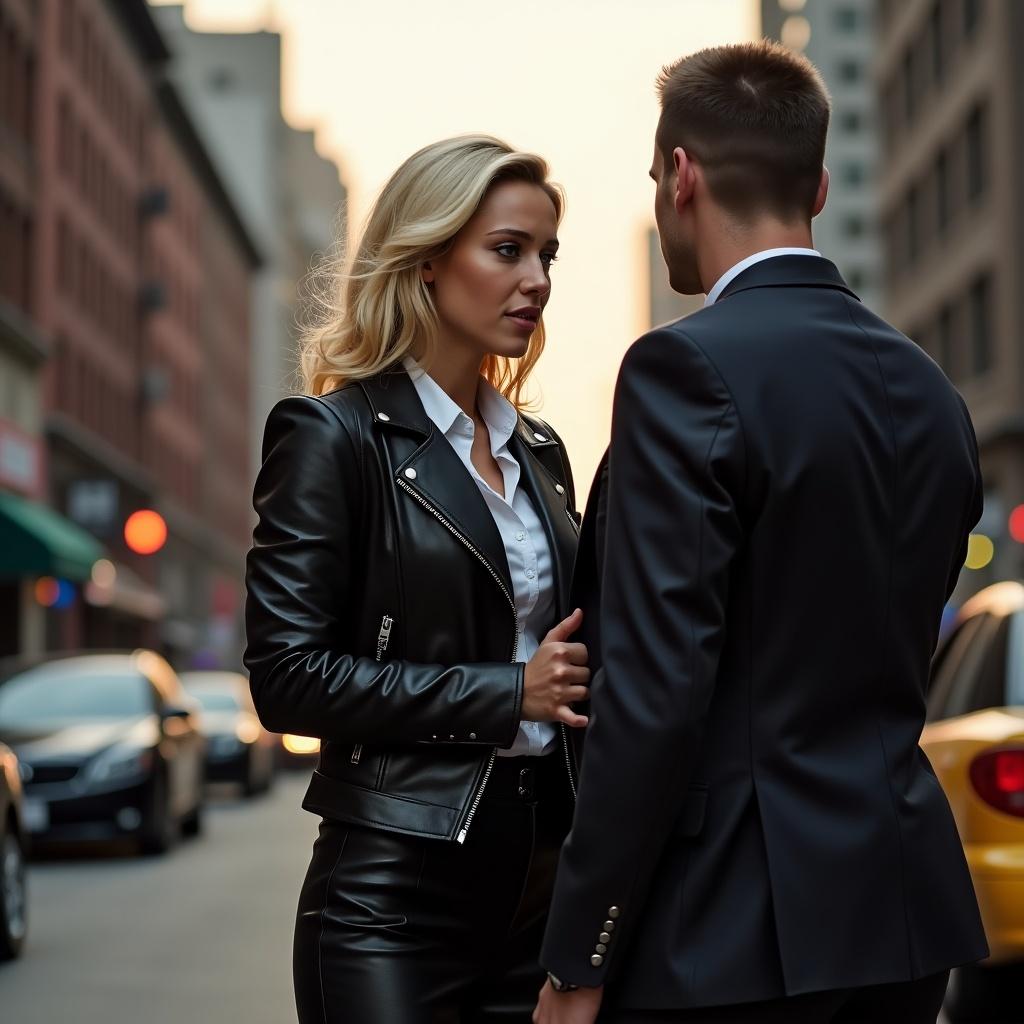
[625,320,733,400]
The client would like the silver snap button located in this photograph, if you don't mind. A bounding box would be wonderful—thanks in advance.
[608,906,621,919]
[603,920,615,931]
[599,931,611,943]
[469,732,477,740]
[449,734,455,740]
[595,943,608,954]
[404,468,417,480]
[555,484,565,494]
[533,432,547,442]
[377,412,390,422]
[590,954,604,967]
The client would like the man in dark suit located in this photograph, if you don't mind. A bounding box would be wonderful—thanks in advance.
[533,41,988,1024]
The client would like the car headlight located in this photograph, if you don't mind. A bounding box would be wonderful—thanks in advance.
[86,747,154,785]
[235,717,261,745]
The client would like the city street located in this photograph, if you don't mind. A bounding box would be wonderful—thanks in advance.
[0,772,317,1023]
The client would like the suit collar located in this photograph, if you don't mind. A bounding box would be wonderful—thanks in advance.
[717,254,859,303]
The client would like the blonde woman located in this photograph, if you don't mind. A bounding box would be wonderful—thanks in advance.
[244,136,588,1021]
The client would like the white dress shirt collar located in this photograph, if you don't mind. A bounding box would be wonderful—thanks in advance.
[704,247,821,308]
[403,357,518,458]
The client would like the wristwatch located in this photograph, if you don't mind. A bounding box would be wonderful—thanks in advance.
[547,972,579,993]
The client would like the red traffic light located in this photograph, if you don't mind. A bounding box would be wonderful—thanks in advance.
[124,510,167,555]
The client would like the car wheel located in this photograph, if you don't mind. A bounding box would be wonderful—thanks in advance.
[0,824,27,960]
[181,800,202,838]
[140,774,177,856]
[945,962,1022,1021]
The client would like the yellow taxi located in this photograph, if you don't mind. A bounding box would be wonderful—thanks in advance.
[922,581,1024,1019]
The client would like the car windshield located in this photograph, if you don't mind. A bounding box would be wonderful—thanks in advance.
[0,665,152,725]
[189,691,240,712]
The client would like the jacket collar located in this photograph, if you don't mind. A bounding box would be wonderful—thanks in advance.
[357,367,576,615]
[717,254,859,303]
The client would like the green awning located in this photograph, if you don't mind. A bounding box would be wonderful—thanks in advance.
[0,491,105,581]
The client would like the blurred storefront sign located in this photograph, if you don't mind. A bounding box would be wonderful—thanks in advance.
[67,479,120,536]
[0,419,43,498]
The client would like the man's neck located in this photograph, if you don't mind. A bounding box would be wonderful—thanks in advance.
[697,223,815,297]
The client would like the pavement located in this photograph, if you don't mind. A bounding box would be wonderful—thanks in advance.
[0,771,317,1023]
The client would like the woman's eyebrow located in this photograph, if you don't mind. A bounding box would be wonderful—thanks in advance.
[486,228,559,246]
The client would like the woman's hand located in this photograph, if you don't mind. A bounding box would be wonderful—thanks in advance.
[522,608,590,728]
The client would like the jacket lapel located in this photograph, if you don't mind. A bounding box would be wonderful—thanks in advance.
[510,421,579,620]
[359,370,513,598]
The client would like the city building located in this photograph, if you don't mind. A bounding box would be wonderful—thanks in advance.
[0,0,260,664]
[876,0,1021,589]
[761,0,882,310]
[150,4,348,477]
[0,0,100,658]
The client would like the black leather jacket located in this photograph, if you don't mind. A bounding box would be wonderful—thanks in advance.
[244,367,581,843]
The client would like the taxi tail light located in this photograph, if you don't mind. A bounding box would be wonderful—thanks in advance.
[969,748,1024,817]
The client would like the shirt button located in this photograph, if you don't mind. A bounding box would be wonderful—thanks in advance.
[526,568,536,580]
[516,531,526,542]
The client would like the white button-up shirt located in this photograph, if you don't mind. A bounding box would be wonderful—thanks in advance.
[704,247,821,307]
[404,359,558,757]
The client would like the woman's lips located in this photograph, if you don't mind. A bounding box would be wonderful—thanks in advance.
[504,313,539,331]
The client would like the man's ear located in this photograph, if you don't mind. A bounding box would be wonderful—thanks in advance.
[421,261,434,285]
[812,166,829,218]
[673,146,696,215]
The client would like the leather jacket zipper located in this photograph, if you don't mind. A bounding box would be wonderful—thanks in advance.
[396,476,520,843]
[560,724,578,799]
[352,613,396,766]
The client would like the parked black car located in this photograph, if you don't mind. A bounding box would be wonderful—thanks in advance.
[179,671,275,796]
[0,742,27,959]
[0,651,205,856]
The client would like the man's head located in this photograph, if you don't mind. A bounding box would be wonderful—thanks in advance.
[651,40,831,294]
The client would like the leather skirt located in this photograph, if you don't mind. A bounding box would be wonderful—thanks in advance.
[294,752,573,1023]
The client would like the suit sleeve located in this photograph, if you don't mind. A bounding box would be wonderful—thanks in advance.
[944,394,983,601]
[243,395,523,747]
[541,328,745,985]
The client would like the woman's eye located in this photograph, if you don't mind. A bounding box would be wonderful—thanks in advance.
[495,243,520,258]
[541,252,559,268]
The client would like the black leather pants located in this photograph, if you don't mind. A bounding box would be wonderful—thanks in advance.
[294,753,572,1023]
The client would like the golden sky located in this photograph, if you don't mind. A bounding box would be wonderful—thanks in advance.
[155,0,757,492]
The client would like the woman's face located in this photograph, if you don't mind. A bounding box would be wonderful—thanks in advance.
[423,180,559,363]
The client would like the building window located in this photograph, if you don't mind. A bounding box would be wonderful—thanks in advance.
[906,185,921,264]
[935,147,950,234]
[928,0,945,86]
[938,305,954,379]
[966,103,988,203]
[839,109,863,133]
[835,7,859,31]
[968,273,992,376]
[901,49,914,124]
[843,213,866,239]
[838,59,862,84]
[841,162,866,186]
[963,0,981,37]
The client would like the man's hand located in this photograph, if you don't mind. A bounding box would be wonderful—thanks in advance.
[532,979,603,1024]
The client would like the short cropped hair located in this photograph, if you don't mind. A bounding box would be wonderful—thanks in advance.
[657,40,831,221]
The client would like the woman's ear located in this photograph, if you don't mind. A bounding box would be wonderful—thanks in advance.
[421,261,434,285]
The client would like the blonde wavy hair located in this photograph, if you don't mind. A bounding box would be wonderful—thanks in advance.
[299,135,564,407]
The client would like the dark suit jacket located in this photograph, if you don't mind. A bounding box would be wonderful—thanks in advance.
[541,255,988,1009]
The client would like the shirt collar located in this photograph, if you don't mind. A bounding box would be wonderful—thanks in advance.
[704,248,821,307]
[403,357,518,452]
